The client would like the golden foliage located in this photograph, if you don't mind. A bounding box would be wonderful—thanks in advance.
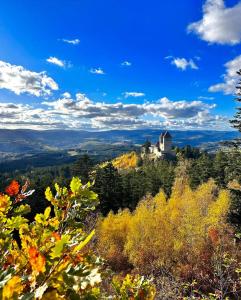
[112,151,138,170]
[2,276,23,300]
[96,210,132,270]
[97,178,231,274]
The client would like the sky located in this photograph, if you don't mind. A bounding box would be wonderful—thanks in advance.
[0,0,241,131]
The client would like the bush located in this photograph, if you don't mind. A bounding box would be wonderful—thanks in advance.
[96,209,132,271]
[0,178,155,299]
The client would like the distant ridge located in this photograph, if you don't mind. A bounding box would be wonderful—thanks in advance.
[0,129,239,154]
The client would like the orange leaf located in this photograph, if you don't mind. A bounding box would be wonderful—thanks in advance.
[29,247,46,273]
[5,180,20,196]
[52,232,61,241]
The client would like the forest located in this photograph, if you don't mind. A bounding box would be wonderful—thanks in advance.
[0,71,241,299]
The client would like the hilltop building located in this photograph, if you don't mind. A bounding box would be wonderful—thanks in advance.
[141,131,175,160]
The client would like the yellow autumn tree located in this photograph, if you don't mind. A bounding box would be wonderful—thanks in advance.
[96,209,132,270]
[97,176,231,275]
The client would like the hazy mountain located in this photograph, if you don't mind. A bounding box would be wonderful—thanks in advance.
[0,129,239,154]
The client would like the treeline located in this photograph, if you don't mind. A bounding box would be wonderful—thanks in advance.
[1,147,241,227]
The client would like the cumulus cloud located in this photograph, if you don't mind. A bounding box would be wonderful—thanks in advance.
[146,97,215,119]
[188,0,241,45]
[0,93,227,130]
[90,68,105,75]
[62,92,71,98]
[61,38,80,45]
[169,57,198,71]
[123,92,145,98]
[121,61,132,66]
[209,55,241,94]
[0,60,58,96]
[46,56,66,67]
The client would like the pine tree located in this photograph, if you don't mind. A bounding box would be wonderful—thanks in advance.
[230,69,241,145]
[71,154,94,183]
[94,163,123,215]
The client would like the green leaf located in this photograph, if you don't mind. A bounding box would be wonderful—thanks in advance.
[50,235,70,259]
[70,177,82,194]
[6,216,28,230]
[74,230,95,253]
[44,207,51,219]
[45,187,53,202]
[13,204,31,216]
[0,268,14,288]
[21,292,35,300]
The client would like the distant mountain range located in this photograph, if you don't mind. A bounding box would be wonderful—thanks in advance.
[0,129,240,154]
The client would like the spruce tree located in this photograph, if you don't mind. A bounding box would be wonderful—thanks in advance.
[230,69,241,144]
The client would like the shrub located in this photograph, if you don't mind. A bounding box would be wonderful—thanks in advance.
[96,209,132,271]
[0,178,155,299]
[0,178,102,299]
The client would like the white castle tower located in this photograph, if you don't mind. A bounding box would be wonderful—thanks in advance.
[141,131,174,159]
[159,131,172,152]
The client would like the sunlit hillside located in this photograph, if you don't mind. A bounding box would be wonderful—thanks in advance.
[112,151,139,170]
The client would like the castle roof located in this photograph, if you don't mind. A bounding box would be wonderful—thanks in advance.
[163,131,172,138]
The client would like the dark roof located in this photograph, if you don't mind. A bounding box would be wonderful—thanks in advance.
[163,131,172,138]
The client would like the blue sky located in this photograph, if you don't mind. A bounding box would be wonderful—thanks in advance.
[0,0,241,130]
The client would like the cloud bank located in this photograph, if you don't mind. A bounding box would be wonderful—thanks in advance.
[0,93,227,130]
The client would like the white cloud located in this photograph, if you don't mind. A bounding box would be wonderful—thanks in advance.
[209,54,241,94]
[62,38,80,45]
[123,92,145,98]
[171,57,198,71]
[198,96,215,100]
[46,56,66,67]
[188,0,241,45]
[0,102,64,130]
[0,60,58,96]
[146,97,215,119]
[62,92,71,98]
[0,93,227,130]
[121,61,132,66]
[90,68,105,75]
[41,94,219,129]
